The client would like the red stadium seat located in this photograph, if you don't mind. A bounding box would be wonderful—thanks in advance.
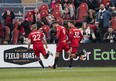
[111,16,116,31]
[52,10,61,18]
[76,3,88,22]
[12,20,19,44]
[102,0,110,6]
[4,26,10,41]
[56,17,63,25]
[52,3,60,12]
[39,4,49,12]
[25,11,33,21]
[12,28,19,44]
[40,10,48,20]
[14,20,19,29]
[38,25,50,38]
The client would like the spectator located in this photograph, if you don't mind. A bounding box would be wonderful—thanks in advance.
[103,27,116,43]
[2,9,15,41]
[62,0,70,9]
[105,0,113,10]
[18,18,31,43]
[80,22,96,43]
[96,4,112,41]
[49,24,57,43]
[51,0,56,8]
[16,18,25,44]
[111,7,116,16]
[62,6,74,20]
[86,9,96,24]
[46,13,55,25]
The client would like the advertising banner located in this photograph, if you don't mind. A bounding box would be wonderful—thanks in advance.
[58,43,116,67]
[0,44,56,68]
[0,43,116,68]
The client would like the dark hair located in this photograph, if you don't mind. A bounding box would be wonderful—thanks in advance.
[68,20,75,25]
[52,21,59,25]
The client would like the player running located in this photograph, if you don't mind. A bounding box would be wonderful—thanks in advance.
[67,21,87,68]
[27,24,52,69]
[51,21,71,69]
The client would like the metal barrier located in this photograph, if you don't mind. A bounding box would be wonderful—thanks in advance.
[0,3,42,20]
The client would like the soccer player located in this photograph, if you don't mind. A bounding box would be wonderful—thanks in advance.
[28,24,50,69]
[51,21,70,69]
[67,21,85,68]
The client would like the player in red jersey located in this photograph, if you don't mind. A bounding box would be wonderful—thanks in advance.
[68,21,86,68]
[51,21,70,69]
[28,24,50,69]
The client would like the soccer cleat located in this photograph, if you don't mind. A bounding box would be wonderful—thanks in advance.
[47,51,53,56]
[48,65,57,69]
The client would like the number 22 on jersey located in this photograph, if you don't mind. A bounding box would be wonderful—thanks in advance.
[32,34,41,41]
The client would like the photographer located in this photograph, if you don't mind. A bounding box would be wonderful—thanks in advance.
[103,27,116,43]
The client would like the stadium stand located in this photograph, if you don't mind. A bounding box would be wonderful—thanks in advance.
[0,0,116,44]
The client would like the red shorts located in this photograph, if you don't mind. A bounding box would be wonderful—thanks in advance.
[70,46,79,54]
[33,45,46,57]
[56,42,70,52]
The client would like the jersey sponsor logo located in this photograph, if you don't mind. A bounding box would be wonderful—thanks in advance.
[4,47,37,65]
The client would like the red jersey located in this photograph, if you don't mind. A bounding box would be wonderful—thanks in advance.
[28,30,44,46]
[56,26,68,43]
[69,27,83,47]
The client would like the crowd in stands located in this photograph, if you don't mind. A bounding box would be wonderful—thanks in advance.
[0,0,116,44]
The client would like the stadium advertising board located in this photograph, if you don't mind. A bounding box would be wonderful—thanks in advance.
[0,43,116,68]
[0,45,55,68]
[58,43,116,67]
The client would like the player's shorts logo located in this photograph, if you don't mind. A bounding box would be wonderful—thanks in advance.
[4,47,37,65]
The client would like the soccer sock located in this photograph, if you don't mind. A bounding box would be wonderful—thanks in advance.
[38,60,44,69]
[53,57,59,67]
[69,58,73,68]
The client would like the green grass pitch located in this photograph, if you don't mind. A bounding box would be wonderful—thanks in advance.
[0,67,116,81]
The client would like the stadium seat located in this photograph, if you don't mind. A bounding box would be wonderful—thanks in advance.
[39,4,49,12]
[52,10,61,18]
[12,28,19,44]
[25,11,33,21]
[40,10,48,20]
[4,26,10,41]
[52,3,60,12]
[76,3,88,22]
[56,17,63,25]
[38,25,50,38]
[12,21,19,44]
[102,0,110,6]
[111,16,116,31]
